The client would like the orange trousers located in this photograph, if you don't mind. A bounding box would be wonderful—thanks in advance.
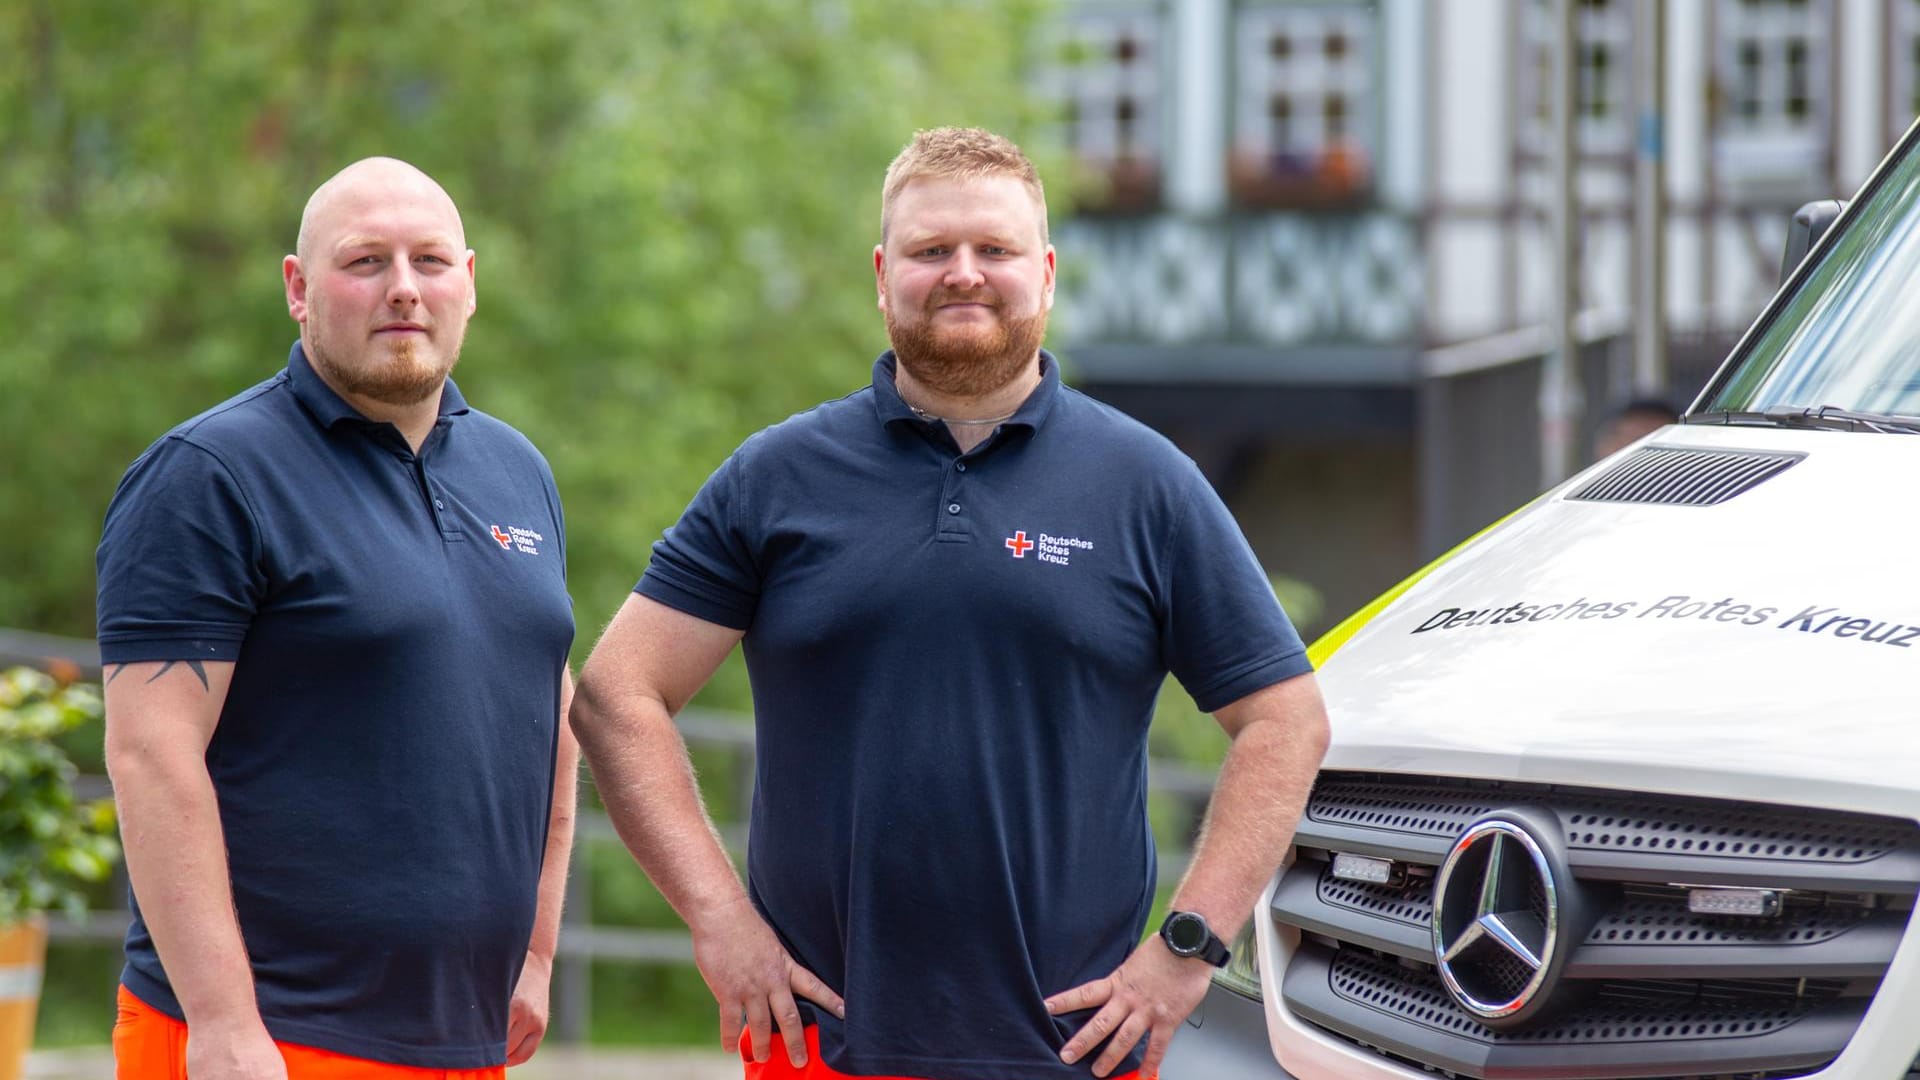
[742,1025,1141,1080]
[113,986,505,1080]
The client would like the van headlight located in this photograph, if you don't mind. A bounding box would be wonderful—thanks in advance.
[1211,919,1263,1001]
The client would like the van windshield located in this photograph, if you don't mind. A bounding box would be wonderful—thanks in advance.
[1703,138,1920,420]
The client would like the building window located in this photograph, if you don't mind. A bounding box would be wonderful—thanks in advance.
[1713,0,1829,195]
[1230,2,1376,208]
[1050,3,1164,211]
[1519,0,1634,157]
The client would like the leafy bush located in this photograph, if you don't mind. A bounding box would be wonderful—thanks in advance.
[0,0,1058,656]
[0,668,120,923]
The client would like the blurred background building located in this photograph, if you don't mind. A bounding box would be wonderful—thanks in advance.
[1045,0,1906,633]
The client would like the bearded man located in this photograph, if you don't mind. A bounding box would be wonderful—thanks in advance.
[570,127,1330,1080]
[97,158,576,1080]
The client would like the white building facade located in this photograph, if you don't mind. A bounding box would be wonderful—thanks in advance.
[1046,0,1911,624]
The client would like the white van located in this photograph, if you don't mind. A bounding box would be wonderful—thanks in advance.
[1161,128,1920,1079]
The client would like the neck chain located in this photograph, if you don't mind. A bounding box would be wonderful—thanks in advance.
[906,402,1019,426]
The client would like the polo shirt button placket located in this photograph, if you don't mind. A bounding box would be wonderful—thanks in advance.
[935,450,969,540]
[412,457,459,542]
[417,462,443,528]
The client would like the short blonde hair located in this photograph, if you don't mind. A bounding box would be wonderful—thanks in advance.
[880,127,1048,246]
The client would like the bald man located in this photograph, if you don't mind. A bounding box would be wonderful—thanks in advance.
[97,158,577,1080]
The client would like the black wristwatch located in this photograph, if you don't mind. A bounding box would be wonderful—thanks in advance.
[1158,910,1231,968]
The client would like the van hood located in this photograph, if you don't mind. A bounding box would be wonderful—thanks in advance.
[1317,424,1920,818]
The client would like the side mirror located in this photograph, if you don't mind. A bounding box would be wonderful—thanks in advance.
[1781,199,1847,283]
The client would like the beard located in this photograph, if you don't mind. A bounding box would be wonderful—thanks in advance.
[307,326,461,408]
[884,289,1048,399]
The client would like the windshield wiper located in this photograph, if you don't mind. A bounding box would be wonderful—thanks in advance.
[1685,404,1920,434]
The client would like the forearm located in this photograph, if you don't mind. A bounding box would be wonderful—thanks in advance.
[109,744,261,1026]
[569,686,746,931]
[1170,682,1330,936]
[1049,684,1328,1077]
[526,701,580,964]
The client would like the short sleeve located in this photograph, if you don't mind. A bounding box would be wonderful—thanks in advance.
[635,451,761,630]
[96,438,265,663]
[1159,464,1312,712]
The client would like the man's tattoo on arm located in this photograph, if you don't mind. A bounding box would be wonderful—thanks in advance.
[106,663,128,685]
[143,660,211,692]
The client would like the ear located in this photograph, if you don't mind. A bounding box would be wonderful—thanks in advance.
[1042,245,1056,311]
[283,255,308,323]
[873,243,887,312]
[465,249,478,316]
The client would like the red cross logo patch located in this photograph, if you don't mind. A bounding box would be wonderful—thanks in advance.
[1005,530,1034,558]
[490,525,513,549]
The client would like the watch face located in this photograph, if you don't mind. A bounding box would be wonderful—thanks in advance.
[1166,913,1207,954]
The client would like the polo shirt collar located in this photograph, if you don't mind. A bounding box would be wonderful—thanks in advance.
[871,349,1061,433]
[286,340,471,429]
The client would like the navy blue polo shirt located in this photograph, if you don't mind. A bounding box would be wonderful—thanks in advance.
[96,342,573,1069]
[638,351,1309,1080]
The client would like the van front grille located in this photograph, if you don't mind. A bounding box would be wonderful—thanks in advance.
[1275,773,1920,1079]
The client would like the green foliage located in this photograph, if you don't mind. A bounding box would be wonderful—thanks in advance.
[4,0,1062,1046]
[1271,573,1325,635]
[0,668,120,923]
[0,0,1060,693]
[34,942,123,1048]
[588,959,719,1047]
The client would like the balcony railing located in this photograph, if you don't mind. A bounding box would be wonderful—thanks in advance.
[1054,211,1424,350]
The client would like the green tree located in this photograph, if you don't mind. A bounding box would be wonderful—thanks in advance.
[2,0,1065,1047]
[0,0,1057,676]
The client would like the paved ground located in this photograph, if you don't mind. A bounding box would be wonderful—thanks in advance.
[27,1045,742,1079]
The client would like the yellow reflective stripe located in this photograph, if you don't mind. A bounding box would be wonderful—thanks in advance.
[1306,502,1535,667]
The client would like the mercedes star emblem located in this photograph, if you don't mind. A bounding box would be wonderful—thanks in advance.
[1430,815,1562,1025]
